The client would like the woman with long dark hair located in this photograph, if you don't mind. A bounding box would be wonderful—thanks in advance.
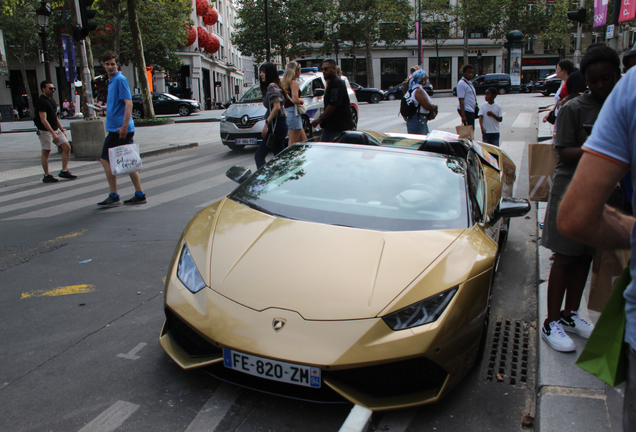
[255,62,288,169]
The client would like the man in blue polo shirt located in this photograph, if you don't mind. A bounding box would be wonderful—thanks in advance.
[97,51,146,207]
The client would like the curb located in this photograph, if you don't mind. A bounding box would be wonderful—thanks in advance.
[140,142,199,158]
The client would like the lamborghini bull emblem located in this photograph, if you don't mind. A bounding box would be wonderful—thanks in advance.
[272,318,287,332]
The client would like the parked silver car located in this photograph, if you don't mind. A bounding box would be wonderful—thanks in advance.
[220,70,359,151]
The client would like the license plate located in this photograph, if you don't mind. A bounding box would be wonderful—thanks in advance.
[236,138,257,145]
[223,348,321,388]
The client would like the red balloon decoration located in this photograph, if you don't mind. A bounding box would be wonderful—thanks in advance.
[196,0,209,16]
[206,33,220,54]
[197,26,210,50]
[185,24,196,47]
[202,7,219,26]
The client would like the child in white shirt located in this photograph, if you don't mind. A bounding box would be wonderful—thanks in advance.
[479,87,503,146]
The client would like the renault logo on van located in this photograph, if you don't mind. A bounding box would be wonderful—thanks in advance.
[240,115,249,126]
[272,318,286,332]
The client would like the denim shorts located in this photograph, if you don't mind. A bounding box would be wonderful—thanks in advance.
[285,106,303,130]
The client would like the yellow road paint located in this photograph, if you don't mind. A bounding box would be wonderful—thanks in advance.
[42,229,88,245]
[21,284,95,299]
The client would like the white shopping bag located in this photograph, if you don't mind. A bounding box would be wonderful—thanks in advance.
[108,143,142,176]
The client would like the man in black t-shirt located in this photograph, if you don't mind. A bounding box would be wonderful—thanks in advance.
[35,80,76,183]
[311,59,354,142]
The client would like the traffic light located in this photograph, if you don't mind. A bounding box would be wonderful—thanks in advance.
[567,8,586,24]
[72,0,98,41]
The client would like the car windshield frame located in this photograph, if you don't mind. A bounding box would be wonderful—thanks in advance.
[228,143,469,232]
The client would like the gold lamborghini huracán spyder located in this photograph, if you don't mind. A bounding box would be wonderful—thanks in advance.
[159,131,531,410]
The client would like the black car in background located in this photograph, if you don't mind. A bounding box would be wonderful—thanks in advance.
[350,82,385,104]
[384,83,434,100]
[534,74,562,96]
[453,73,511,96]
[131,92,201,119]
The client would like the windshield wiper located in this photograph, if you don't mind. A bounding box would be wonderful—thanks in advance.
[231,197,294,220]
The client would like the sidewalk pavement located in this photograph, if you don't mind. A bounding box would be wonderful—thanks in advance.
[535,114,624,431]
[0,109,225,184]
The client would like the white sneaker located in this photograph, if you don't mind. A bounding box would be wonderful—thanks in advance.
[560,310,595,339]
[542,320,576,352]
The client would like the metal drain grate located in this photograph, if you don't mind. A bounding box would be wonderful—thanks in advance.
[485,319,530,387]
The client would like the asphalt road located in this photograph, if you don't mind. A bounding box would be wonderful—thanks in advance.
[0,93,548,431]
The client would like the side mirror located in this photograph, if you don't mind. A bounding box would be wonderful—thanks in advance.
[489,197,531,226]
[313,88,325,97]
[226,165,252,184]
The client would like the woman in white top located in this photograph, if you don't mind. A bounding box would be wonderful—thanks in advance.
[406,69,438,135]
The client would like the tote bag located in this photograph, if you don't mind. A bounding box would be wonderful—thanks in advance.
[576,267,631,387]
[108,143,142,176]
[528,143,557,202]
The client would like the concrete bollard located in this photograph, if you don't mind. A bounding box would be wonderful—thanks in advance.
[70,118,106,158]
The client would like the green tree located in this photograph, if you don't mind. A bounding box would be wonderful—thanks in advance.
[334,0,413,87]
[91,0,191,74]
[0,0,42,117]
[232,0,328,65]
[541,0,574,54]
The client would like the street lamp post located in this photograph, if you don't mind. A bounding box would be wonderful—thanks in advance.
[264,0,270,62]
[36,1,52,82]
[417,0,422,65]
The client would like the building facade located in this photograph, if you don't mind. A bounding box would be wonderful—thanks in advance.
[0,0,247,118]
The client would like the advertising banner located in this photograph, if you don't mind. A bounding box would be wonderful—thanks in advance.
[0,30,8,75]
[619,0,636,23]
[510,48,521,86]
[62,35,77,83]
[594,0,609,27]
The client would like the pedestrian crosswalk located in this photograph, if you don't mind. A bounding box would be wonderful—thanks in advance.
[0,110,535,222]
[357,110,537,135]
[0,151,253,221]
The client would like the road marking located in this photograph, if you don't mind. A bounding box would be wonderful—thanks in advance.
[0,153,196,203]
[439,116,462,129]
[77,400,140,432]
[21,284,95,299]
[3,154,252,220]
[428,112,453,123]
[339,405,373,432]
[43,229,88,244]
[500,141,526,197]
[117,342,147,360]
[511,112,533,128]
[185,383,242,432]
[375,408,418,432]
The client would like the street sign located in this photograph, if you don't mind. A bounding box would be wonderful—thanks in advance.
[606,24,615,39]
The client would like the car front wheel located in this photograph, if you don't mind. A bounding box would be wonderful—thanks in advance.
[498,88,506,95]
[351,108,358,130]
[387,93,396,101]
[132,107,142,119]
[370,93,381,104]
[178,105,192,116]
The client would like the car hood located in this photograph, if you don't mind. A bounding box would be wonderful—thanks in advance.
[203,199,464,320]
[224,103,266,119]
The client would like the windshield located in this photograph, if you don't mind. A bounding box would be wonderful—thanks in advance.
[240,84,263,102]
[229,145,468,231]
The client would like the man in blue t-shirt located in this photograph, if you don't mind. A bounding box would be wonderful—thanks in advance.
[558,65,636,430]
[96,51,146,207]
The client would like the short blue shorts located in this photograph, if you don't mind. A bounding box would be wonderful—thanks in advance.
[285,106,303,130]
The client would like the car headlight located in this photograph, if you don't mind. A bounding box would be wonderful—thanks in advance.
[382,286,458,331]
[177,244,206,293]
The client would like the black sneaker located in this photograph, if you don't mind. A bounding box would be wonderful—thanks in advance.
[124,194,147,205]
[43,174,58,183]
[58,170,77,179]
[97,195,121,207]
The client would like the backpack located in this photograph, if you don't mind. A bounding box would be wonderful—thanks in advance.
[399,91,418,120]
